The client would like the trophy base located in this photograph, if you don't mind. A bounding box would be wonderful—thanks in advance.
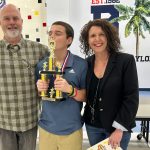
[41,96,64,102]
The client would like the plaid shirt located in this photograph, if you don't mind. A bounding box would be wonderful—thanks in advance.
[0,38,49,131]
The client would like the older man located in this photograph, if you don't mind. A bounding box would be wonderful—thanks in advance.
[0,4,48,150]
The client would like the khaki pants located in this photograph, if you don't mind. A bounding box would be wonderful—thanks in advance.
[39,127,83,150]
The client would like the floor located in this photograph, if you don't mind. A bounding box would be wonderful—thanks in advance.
[123,133,150,150]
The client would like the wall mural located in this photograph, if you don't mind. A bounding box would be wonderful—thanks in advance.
[0,0,48,45]
[0,0,6,8]
[111,0,150,56]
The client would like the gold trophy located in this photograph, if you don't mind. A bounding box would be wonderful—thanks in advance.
[40,62,48,97]
[40,38,63,101]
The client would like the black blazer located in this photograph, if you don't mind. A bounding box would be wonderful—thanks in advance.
[84,52,139,133]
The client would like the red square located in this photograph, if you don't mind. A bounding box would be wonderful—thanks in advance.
[43,22,47,27]
[28,15,32,19]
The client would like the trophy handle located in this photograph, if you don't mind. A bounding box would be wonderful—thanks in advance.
[55,74,63,99]
[40,73,48,97]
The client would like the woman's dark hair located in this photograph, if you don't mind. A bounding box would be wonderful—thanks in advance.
[52,21,74,47]
[79,19,121,56]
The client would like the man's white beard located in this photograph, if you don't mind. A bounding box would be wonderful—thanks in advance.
[5,29,20,38]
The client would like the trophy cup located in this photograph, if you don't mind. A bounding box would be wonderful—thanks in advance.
[40,38,63,101]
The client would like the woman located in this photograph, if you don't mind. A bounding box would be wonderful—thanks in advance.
[80,19,139,150]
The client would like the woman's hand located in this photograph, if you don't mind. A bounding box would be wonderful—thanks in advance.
[36,79,49,92]
[108,129,123,149]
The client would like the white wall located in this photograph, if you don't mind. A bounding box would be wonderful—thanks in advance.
[68,0,92,57]
[46,0,88,57]
[46,0,70,28]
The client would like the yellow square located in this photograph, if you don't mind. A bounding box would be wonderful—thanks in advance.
[34,11,39,16]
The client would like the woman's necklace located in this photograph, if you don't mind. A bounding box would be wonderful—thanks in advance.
[90,77,101,123]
